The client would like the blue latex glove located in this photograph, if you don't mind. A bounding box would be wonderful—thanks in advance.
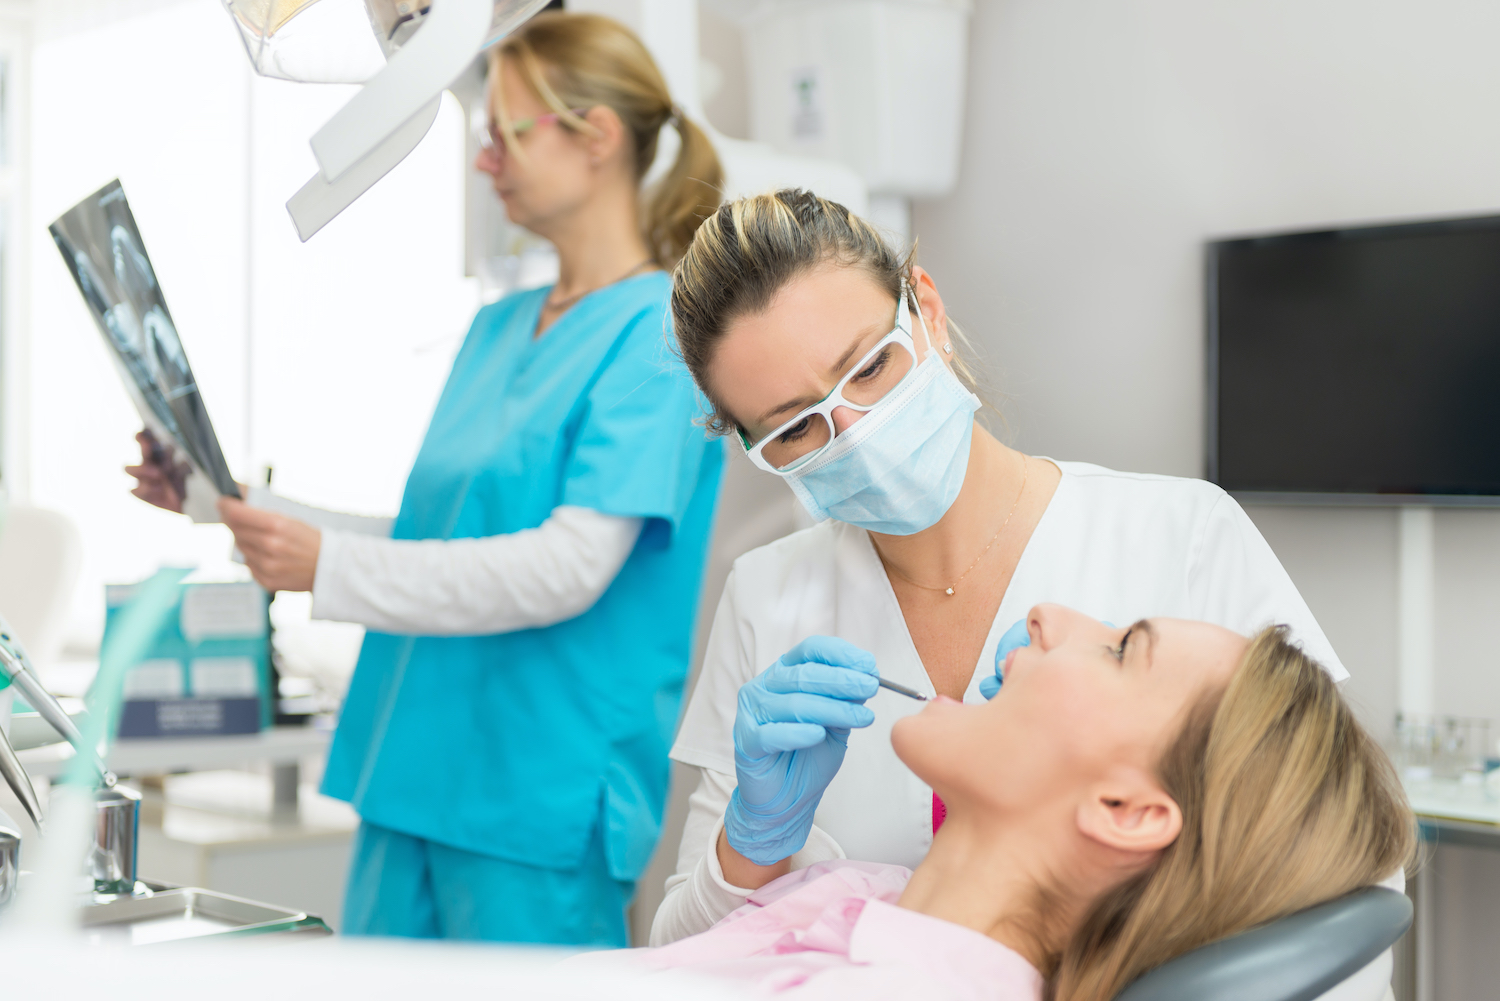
[979,618,1031,700]
[724,636,879,866]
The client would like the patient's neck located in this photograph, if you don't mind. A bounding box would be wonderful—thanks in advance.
[897,807,1102,971]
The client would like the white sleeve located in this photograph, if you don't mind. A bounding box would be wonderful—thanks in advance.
[244,486,393,537]
[669,568,754,775]
[310,505,643,636]
[1188,491,1348,681]
[648,766,845,946]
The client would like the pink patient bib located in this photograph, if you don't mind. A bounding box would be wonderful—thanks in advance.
[933,793,948,832]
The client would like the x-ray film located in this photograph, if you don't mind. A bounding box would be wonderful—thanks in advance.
[50,180,238,520]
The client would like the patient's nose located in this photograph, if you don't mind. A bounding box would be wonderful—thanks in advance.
[1028,604,1068,651]
[1028,603,1109,652]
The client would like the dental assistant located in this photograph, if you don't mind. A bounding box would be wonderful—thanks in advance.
[128,13,724,946]
[649,189,1347,944]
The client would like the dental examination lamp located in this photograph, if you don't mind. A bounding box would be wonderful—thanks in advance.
[220,0,551,240]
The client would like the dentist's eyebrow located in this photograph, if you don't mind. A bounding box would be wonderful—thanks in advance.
[750,322,888,428]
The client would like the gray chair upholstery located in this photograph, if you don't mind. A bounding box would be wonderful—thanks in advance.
[1113,887,1412,1001]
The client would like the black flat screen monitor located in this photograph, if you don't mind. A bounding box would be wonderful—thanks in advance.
[1208,214,1500,503]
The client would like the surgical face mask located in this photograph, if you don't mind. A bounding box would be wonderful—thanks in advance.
[774,303,981,536]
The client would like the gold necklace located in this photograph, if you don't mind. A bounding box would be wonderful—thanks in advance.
[544,257,655,313]
[883,455,1030,597]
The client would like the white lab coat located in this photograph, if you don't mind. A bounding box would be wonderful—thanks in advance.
[652,460,1346,945]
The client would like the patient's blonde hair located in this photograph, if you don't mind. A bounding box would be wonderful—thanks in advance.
[1052,627,1417,1001]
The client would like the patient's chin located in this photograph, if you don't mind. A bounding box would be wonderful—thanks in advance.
[890,705,951,780]
[890,714,923,769]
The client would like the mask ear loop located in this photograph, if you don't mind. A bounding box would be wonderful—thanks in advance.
[905,278,953,357]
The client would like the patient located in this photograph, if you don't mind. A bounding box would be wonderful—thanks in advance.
[584,605,1415,1000]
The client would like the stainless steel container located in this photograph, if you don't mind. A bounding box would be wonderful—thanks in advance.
[90,785,140,896]
[0,820,18,908]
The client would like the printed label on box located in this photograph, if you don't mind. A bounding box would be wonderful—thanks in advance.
[156,699,224,733]
[191,657,259,698]
[181,584,266,643]
[122,659,185,700]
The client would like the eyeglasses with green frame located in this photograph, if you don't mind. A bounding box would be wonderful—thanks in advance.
[475,106,591,153]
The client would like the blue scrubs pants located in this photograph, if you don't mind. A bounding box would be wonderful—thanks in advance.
[341,818,634,945]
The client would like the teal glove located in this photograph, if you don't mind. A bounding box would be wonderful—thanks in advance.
[724,636,879,866]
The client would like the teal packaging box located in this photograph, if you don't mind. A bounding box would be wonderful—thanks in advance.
[103,574,270,738]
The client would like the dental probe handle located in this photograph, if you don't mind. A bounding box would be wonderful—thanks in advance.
[0,724,43,830]
[877,677,929,701]
[0,640,116,788]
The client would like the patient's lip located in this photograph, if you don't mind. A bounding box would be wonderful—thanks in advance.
[934,695,962,706]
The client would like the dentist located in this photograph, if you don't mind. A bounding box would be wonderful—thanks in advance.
[649,189,1346,944]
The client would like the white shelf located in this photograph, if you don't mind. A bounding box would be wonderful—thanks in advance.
[17,725,332,781]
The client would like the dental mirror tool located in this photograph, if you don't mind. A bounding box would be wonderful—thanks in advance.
[878,678,928,701]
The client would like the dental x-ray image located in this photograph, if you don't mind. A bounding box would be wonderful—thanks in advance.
[50,180,238,519]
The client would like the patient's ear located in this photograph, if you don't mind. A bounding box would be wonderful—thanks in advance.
[1075,769,1182,856]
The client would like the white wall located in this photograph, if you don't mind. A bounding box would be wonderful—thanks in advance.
[23,0,474,649]
[910,0,1500,736]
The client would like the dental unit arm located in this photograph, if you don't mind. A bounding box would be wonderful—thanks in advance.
[0,724,42,830]
[0,617,117,791]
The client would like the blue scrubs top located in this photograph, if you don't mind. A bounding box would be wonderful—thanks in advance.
[321,272,724,881]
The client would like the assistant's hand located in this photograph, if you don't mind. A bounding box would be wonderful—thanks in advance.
[219,497,321,593]
[724,636,879,866]
[124,429,190,513]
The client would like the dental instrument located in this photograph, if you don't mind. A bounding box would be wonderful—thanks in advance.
[0,726,43,830]
[878,678,929,701]
[0,616,116,788]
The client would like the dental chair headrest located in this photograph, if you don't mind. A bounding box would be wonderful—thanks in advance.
[1112,886,1411,1001]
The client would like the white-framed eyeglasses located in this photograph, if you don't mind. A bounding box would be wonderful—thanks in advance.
[739,283,929,474]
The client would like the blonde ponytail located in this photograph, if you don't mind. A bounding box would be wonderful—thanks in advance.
[491,12,723,268]
[647,112,723,271]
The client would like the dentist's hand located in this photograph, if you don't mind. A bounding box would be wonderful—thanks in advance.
[979,618,1031,700]
[980,616,1114,698]
[724,637,879,867]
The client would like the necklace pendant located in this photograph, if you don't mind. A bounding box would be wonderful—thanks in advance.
[945,587,955,596]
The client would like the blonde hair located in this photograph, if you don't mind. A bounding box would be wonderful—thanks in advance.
[490,12,723,268]
[1052,627,1417,1001]
[671,188,986,436]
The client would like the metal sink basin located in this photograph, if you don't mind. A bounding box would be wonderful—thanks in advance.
[80,887,330,945]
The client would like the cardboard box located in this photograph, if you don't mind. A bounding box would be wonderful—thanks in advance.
[104,574,270,738]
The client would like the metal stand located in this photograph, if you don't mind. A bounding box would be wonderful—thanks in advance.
[271,762,300,821]
[1398,506,1436,717]
[1395,507,1437,1001]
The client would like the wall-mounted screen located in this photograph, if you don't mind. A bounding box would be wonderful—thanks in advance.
[1208,214,1500,503]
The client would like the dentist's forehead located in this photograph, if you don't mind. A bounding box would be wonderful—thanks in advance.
[711,265,897,435]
